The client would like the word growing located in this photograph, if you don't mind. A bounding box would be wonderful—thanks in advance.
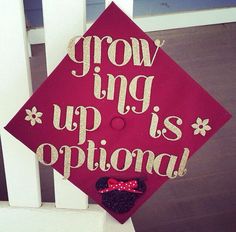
[68,35,161,77]
[67,36,162,115]
[36,140,189,179]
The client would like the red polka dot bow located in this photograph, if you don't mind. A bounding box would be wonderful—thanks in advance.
[99,178,143,194]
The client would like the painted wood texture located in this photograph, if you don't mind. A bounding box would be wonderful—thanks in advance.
[0,202,105,232]
[0,0,41,207]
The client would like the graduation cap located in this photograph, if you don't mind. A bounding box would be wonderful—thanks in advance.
[5,3,231,223]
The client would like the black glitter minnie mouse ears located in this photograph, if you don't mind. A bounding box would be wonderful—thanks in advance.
[96,177,146,213]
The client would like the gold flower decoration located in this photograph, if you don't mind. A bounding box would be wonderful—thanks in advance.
[191,117,211,136]
[25,106,43,126]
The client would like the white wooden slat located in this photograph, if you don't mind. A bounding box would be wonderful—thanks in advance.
[0,200,137,232]
[135,7,236,32]
[0,202,105,232]
[53,171,88,209]
[0,0,41,207]
[0,131,41,207]
[42,0,88,209]
[86,7,236,32]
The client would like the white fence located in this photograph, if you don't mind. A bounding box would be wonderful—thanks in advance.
[0,0,135,231]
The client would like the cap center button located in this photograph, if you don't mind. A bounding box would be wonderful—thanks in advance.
[111,117,125,130]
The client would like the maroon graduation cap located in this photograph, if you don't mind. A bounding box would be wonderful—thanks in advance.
[5,3,231,223]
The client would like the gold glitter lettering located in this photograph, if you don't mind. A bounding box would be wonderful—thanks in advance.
[162,116,183,141]
[87,140,99,171]
[110,148,133,171]
[153,153,177,178]
[68,36,92,78]
[60,145,85,179]
[107,73,130,114]
[129,75,154,114]
[178,148,189,177]
[108,39,132,66]
[36,143,58,166]
[132,149,155,174]
[53,104,77,131]
[75,106,101,145]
